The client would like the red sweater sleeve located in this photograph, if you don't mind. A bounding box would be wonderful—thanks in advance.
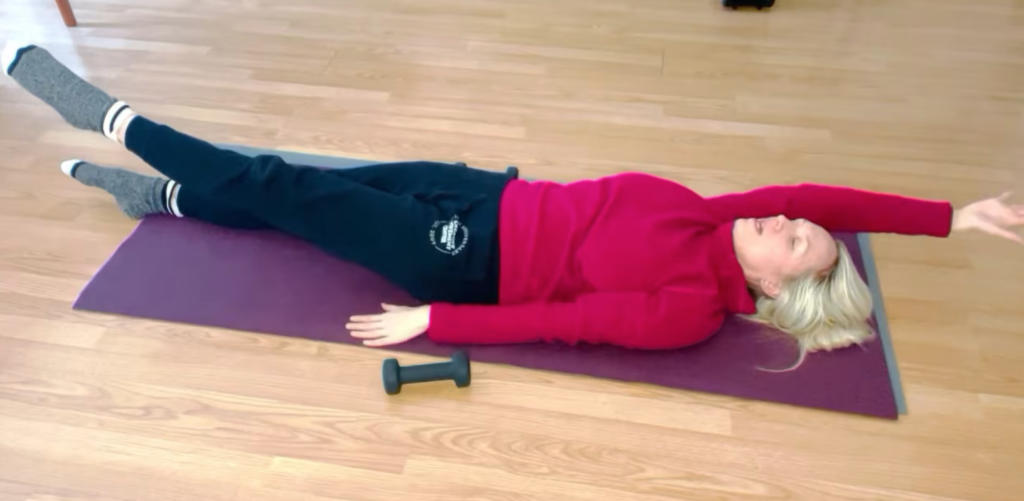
[704,184,954,236]
[426,289,725,349]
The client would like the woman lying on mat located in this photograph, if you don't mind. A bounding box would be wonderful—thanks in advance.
[6,42,1023,364]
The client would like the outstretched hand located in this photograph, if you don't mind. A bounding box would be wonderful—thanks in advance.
[952,192,1024,244]
[347,303,430,347]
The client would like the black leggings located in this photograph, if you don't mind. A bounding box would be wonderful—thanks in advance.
[123,116,512,304]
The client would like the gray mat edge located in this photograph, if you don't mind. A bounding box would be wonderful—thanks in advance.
[857,232,907,414]
[218,142,908,414]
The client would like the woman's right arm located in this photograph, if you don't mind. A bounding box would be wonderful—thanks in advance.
[425,288,727,350]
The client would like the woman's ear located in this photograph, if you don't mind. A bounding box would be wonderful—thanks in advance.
[759,277,782,298]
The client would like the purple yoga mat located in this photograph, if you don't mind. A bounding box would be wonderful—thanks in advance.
[74,215,899,419]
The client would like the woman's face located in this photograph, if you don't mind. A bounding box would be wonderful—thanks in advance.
[732,215,838,297]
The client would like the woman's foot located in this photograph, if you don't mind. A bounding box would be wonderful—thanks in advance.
[3,41,134,143]
[62,160,181,219]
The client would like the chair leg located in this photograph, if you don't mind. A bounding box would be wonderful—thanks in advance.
[55,0,77,27]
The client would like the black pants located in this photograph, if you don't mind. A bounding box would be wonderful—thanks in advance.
[123,116,511,304]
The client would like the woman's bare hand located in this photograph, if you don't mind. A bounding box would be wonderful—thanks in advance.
[952,192,1024,244]
[347,303,430,347]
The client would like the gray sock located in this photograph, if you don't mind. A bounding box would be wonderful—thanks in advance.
[62,160,171,219]
[3,42,129,139]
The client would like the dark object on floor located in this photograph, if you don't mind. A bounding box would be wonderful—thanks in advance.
[506,166,519,179]
[723,0,775,10]
[382,351,471,394]
[71,144,906,420]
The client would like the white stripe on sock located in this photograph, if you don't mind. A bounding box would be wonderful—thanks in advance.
[165,180,183,217]
[169,184,183,217]
[102,101,129,142]
[163,180,175,210]
[101,101,123,138]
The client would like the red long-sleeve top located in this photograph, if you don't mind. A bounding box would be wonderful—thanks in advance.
[427,173,954,349]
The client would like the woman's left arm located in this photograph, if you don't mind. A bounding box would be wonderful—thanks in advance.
[705,183,956,236]
[706,183,1023,242]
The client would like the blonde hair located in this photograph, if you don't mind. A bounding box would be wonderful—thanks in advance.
[744,240,875,371]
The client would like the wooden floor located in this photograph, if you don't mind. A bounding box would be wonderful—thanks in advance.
[2,0,1023,499]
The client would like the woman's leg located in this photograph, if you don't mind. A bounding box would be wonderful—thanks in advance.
[60,160,171,220]
[316,160,499,199]
[61,160,270,229]
[173,187,270,229]
[120,115,505,303]
[5,43,506,303]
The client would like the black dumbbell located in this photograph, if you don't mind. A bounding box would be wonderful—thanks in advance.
[505,166,519,179]
[723,0,775,9]
[382,351,471,395]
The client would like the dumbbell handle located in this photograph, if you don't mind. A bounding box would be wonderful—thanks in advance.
[398,361,455,383]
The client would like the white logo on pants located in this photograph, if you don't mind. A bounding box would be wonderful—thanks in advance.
[430,216,468,255]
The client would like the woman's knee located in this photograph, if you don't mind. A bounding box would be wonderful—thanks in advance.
[240,154,310,196]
